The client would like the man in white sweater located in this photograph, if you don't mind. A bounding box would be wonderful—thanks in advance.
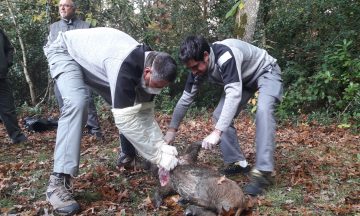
[44,27,178,215]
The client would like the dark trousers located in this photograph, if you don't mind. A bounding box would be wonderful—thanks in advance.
[120,134,136,157]
[0,78,23,141]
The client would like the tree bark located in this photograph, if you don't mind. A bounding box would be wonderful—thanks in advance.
[6,0,36,105]
[203,0,208,18]
[235,0,260,42]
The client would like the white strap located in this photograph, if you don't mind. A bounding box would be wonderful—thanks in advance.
[217,51,232,67]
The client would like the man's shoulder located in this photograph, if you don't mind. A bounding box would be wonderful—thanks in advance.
[49,20,63,29]
[211,42,232,58]
[73,18,91,28]
[50,20,63,26]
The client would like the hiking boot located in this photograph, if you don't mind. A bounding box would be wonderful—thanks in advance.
[243,169,273,196]
[117,152,135,168]
[46,173,80,215]
[220,161,251,176]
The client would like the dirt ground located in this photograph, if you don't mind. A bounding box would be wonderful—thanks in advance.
[0,112,359,215]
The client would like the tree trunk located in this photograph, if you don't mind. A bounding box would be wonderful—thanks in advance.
[6,0,36,105]
[203,0,208,18]
[235,0,260,43]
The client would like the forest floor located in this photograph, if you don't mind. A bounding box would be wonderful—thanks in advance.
[0,108,359,216]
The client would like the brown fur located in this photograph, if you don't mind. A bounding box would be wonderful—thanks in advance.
[153,142,246,215]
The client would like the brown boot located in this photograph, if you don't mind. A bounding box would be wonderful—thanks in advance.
[46,173,80,215]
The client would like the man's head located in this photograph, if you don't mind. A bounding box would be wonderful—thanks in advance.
[143,52,177,94]
[59,0,76,21]
[179,36,210,76]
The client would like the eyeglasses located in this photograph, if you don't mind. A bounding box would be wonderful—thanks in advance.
[59,4,73,8]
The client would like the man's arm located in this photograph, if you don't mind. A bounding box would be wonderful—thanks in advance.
[168,72,201,130]
[214,48,243,132]
[202,46,243,149]
[164,72,201,144]
[112,102,178,171]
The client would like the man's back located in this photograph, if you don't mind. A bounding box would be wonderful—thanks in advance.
[49,27,139,76]
[48,17,90,44]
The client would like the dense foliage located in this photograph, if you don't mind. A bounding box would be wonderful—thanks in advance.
[260,0,360,126]
[0,0,359,126]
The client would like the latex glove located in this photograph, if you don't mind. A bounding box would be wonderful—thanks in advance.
[159,152,178,171]
[158,144,179,171]
[164,130,177,144]
[202,130,221,150]
[161,144,178,156]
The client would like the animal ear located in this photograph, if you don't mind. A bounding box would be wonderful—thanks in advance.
[182,142,202,164]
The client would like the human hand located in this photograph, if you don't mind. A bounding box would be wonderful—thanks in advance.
[202,129,222,150]
[159,153,178,171]
[158,144,178,171]
[161,143,178,156]
[164,129,177,144]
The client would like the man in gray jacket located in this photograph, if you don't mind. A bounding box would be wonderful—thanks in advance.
[0,29,27,144]
[44,27,178,215]
[46,0,103,139]
[164,36,283,196]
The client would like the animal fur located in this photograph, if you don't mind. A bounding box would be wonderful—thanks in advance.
[153,142,246,215]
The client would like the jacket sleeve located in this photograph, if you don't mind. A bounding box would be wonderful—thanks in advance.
[215,50,243,132]
[168,72,200,129]
[112,102,170,164]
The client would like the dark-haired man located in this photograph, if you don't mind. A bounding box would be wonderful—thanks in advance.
[0,28,27,144]
[44,27,178,215]
[165,36,283,196]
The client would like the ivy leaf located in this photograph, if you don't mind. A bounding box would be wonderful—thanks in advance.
[337,123,351,128]
[225,0,242,19]
[239,1,245,10]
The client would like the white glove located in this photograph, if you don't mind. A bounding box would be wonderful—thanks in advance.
[202,130,221,150]
[159,153,178,171]
[158,144,178,171]
[164,130,177,144]
[161,144,178,156]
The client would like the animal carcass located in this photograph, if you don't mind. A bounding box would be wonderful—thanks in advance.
[153,142,246,216]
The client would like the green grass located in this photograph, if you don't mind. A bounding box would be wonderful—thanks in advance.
[0,198,15,208]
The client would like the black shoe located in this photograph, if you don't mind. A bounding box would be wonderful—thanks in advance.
[220,161,251,176]
[117,153,135,168]
[243,169,273,196]
[92,131,104,140]
[12,134,27,144]
[86,128,104,140]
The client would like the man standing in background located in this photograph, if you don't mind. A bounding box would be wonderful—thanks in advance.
[46,0,103,139]
[0,28,27,144]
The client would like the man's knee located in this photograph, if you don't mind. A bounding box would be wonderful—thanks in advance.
[257,96,277,115]
[62,95,89,113]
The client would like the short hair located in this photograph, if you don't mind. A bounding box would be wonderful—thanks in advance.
[60,0,77,8]
[179,36,210,63]
[151,52,177,83]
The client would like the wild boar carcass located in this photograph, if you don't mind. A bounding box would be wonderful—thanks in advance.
[154,142,246,216]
